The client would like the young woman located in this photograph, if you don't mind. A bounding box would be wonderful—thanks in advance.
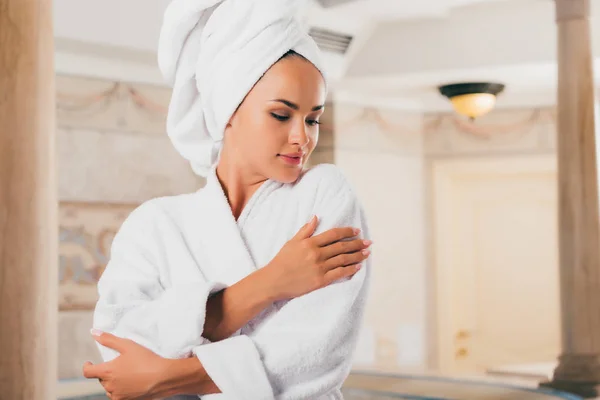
[83,1,372,399]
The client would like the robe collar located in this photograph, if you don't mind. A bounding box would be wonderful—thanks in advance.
[194,165,280,285]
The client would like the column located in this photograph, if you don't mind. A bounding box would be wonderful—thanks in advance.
[541,0,600,397]
[0,0,58,398]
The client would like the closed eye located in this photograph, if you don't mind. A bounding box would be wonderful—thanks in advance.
[271,113,289,121]
[271,113,321,126]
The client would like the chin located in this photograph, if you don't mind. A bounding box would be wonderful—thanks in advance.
[271,165,304,184]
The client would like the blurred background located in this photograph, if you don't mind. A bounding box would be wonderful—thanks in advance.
[3,0,600,399]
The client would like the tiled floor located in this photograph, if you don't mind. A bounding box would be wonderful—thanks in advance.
[59,373,584,400]
[63,396,107,400]
[342,373,583,400]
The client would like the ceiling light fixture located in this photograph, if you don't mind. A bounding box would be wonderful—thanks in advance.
[438,82,505,120]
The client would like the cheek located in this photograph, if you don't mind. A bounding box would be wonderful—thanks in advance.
[308,131,319,150]
[242,114,275,142]
[246,120,285,158]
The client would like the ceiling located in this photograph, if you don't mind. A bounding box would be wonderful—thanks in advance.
[304,0,513,35]
[53,0,513,51]
[53,0,600,112]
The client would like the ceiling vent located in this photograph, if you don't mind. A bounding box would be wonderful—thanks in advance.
[308,27,353,54]
[315,0,360,8]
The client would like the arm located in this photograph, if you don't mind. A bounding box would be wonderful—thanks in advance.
[95,200,279,358]
[93,202,220,361]
[203,266,277,342]
[94,201,272,362]
[191,169,372,400]
[91,200,278,398]
[84,331,222,397]
[154,357,221,397]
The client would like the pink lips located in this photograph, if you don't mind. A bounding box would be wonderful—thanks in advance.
[279,154,303,165]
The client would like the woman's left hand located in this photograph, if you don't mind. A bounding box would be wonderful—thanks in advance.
[83,331,169,400]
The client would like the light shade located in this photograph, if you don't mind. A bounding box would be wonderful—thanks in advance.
[438,82,505,120]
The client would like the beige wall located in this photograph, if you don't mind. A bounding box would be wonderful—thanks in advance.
[422,107,557,371]
[332,103,428,372]
[333,104,559,373]
[56,75,199,379]
[56,75,201,203]
[424,108,556,158]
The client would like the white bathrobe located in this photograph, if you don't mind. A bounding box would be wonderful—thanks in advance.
[93,163,371,400]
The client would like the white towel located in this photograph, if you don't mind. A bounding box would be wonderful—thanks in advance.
[157,0,326,177]
[93,164,371,399]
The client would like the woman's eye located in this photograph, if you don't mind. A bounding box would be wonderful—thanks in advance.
[307,120,321,126]
[271,113,289,121]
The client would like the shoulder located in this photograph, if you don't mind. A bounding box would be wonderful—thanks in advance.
[295,163,361,211]
[116,192,199,237]
[298,164,368,236]
[296,163,355,197]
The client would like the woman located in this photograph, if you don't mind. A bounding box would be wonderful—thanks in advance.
[83,1,372,399]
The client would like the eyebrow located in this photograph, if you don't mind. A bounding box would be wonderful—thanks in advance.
[270,99,324,112]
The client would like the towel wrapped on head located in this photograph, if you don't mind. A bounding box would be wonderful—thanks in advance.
[158,0,327,177]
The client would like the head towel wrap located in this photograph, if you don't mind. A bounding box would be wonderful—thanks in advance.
[157,0,327,176]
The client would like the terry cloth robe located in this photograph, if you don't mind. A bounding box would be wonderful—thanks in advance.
[92,163,372,400]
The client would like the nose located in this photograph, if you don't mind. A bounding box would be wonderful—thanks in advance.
[289,122,310,148]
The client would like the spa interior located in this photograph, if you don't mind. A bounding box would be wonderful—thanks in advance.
[2,0,600,399]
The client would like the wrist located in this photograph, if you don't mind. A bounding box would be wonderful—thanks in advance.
[252,264,282,308]
[251,264,281,304]
[153,357,206,397]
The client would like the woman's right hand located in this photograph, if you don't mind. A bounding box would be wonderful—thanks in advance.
[263,216,372,302]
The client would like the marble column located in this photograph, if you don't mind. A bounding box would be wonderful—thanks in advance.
[0,0,58,398]
[540,0,600,397]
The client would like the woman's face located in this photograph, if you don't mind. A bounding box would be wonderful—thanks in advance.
[223,54,326,184]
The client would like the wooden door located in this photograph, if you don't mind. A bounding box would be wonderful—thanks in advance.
[432,156,560,375]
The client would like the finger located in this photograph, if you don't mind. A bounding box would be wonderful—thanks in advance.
[321,238,371,260]
[91,329,128,354]
[321,249,370,271]
[82,362,103,380]
[324,263,362,284]
[293,215,319,240]
[311,227,360,247]
[101,380,114,394]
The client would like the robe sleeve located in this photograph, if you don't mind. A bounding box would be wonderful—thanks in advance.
[92,201,226,361]
[193,167,372,400]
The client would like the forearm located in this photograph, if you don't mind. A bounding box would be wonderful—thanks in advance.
[190,266,369,400]
[203,266,276,342]
[153,357,221,397]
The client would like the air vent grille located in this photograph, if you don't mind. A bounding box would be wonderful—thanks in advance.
[315,0,360,8]
[309,27,353,54]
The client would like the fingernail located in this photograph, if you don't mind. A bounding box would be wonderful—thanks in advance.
[363,240,372,246]
[355,264,362,271]
[90,328,103,337]
[362,249,371,256]
[353,228,361,235]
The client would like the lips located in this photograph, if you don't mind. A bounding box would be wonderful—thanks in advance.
[279,153,303,165]
[279,153,303,158]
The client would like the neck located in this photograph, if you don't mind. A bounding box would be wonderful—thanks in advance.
[215,159,267,221]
